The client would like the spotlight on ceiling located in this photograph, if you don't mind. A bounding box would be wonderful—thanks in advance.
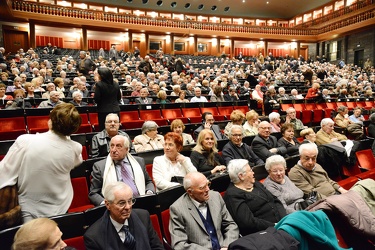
[224,7,230,12]
[185,3,191,9]
[156,0,163,6]
[142,0,148,3]
[211,5,217,11]
[127,0,132,2]
[198,4,204,10]
[171,2,177,7]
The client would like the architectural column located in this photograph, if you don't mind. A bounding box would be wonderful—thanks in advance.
[171,34,175,55]
[231,38,234,58]
[128,31,133,51]
[146,33,150,54]
[29,21,36,49]
[81,27,87,51]
[297,41,301,58]
[217,38,220,56]
[194,36,198,55]
[264,41,268,56]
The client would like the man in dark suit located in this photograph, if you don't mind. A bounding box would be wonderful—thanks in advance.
[169,172,239,249]
[84,182,164,250]
[89,135,155,206]
[135,88,153,104]
[251,121,286,162]
[194,112,225,140]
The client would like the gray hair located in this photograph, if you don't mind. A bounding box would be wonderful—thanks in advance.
[229,125,244,138]
[104,182,132,202]
[286,107,296,114]
[268,112,280,122]
[370,113,375,124]
[227,159,249,184]
[337,106,347,112]
[72,91,82,99]
[141,121,158,134]
[265,155,286,171]
[183,172,204,191]
[299,142,318,156]
[320,118,334,127]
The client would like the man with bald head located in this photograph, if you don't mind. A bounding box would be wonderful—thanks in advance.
[170,172,239,250]
[251,121,287,162]
[89,135,154,206]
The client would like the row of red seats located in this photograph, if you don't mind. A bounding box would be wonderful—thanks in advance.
[0,103,250,141]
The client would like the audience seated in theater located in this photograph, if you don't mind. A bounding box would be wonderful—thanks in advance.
[190,87,208,103]
[349,107,365,125]
[305,82,321,99]
[169,172,239,249]
[85,182,164,250]
[5,76,24,93]
[194,112,225,140]
[263,89,279,115]
[315,118,347,145]
[89,135,154,205]
[288,143,348,200]
[243,110,259,136]
[251,84,263,105]
[68,79,89,97]
[0,103,82,222]
[222,125,264,166]
[0,83,13,101]
[290,88,304,100]
[5,89,32,109]
[68,92,86,108]
[335,106,364,139]
[135,87,153,104]
[210,85,225,102]
[174,90,189,103]
[12,218,68,250]
[42,82,62,99]
[276,87,290,101]
[152,132,197,191]
[24,82,41,99]
[38,90,64,108]
[91,113,134,158]
[300,128,317,144]
[269,112,281,133]
[190,129,226,177]
[224,110,246,138]
[224,159,286,236]
[170,119,195,146]
[277,123,300,157]
[285,107,307,131]
[31,77,46,93]
[133,121,164,152]
[251,121,287,162]
[131,82,143,97]
[263,155,304,214]
[224,86,240,102]
[155,89,170,104]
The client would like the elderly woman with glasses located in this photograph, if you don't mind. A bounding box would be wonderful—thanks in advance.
[223,159,286,236]
[263,155,304,214]
[133,121,164,152]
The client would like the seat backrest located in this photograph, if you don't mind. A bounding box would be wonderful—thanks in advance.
[150,214,163,242]
[200,107,219,116]
[161,209,171,245]
[356,149,375,170]
[139,109,163,120]
[218,106,234,117]
[161,108,183,119]
[50,212,86,240]
[26,115,50,133]
[69,177,93,210]
[64,236,85,250]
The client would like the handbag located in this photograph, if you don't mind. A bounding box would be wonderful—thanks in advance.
[294,191,318,211]
[0,184,22,230]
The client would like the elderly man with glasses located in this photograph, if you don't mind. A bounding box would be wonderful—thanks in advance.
[84,182,163,250]
[251,121,287,162]
[170,172,239,250]
[91,113,134,158]
[222,125,264,166]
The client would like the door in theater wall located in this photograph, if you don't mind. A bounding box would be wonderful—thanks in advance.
[354,49,364,68]
[3,30,29,54]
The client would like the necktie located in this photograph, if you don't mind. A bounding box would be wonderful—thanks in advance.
[120,161,140,196]
[122,225,136,249]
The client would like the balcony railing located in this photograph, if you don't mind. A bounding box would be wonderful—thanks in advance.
[11,1,375,36]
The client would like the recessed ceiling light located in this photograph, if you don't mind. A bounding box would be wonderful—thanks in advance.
[157,0,163,6]
[127,0,132,2]
[198,4,204,10]
[142,0,148,4]
[171,2,177,7]
[211,5,217,11]
[224,7,230,11]
[185,3,191,9]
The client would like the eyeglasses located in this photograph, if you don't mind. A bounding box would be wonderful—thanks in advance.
[113,198,136,208]
[197,181,211,191]
[105,120,120,124]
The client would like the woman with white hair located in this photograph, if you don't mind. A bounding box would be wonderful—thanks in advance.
[133,121,164,152]
[223,159,286,236]
[69,91,88,107]
[268,112,281,133]
[263,155,304,214]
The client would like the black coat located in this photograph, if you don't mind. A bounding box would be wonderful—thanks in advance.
[222,141,264,166]
[94,80,121,113]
